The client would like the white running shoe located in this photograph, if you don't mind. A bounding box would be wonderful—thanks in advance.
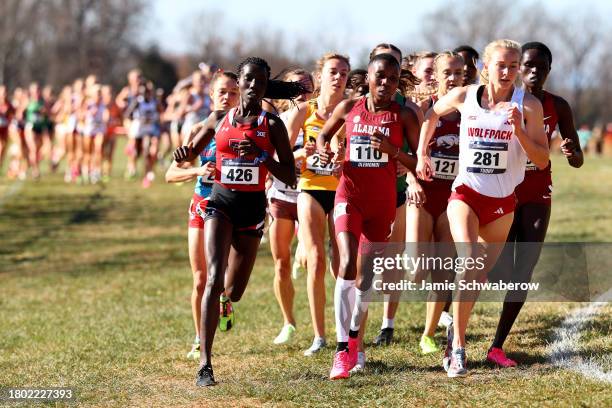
[273,324,296,345]
[303,337,326,356]
[439,311,453,328]
[349,352,366,374]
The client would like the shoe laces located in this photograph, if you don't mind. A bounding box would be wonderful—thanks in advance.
[198,365,213,378]
[453,349,466,370]
[333,352,347,370]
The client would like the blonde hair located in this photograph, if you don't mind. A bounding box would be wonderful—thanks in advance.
[315,52,350,74]
[480,39,521,85]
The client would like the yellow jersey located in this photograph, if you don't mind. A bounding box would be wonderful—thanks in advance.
[298,99,339,191]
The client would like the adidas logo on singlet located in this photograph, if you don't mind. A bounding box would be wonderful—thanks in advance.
[494,207,504,215]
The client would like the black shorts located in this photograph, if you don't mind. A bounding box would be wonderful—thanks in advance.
[396,189,407,208]
[204,183,267,237]
[302,189,336,215]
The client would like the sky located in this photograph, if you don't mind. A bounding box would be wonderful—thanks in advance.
[141,0,611,61]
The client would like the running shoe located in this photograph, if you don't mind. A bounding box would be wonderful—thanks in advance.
[329,350,350,380]
[372,328,394,346]
[447,347,468,378]
[443,322,454,372]
[348,337,359,369]
[142,176,152,188]
[349,351,366,374]
[291,260,304,280]
[187,342,200,360]
[439,311,453,328]
[218,295,234,332]
[196,364,216,387]
[419,335,439,354]
[303,337,326,356]
[487,347,517,368]
[273,324,296,345]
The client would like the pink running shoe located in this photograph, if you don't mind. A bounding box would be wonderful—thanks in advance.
[487,347,517,368]
[348,337,359,370]
[329,350,350,380]
[142,176,152,189]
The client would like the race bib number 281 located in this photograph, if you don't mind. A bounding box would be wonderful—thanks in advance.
[466,141,508,174]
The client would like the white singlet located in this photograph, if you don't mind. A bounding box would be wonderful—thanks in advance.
[453,85,527,198]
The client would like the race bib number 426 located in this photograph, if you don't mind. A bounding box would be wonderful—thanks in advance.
[466,141,508,174]
[221,159,259,185]
[349,136,388,168]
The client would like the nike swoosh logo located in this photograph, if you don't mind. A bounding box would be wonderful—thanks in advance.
[543,116,551,121]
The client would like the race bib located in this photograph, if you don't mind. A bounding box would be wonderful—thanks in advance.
[306,154,335,176]
[220,159,259,185]
[466,141,508,174]
[525,159,537,171]
[0,117,7,127]
[349,136,388,168]
[202,170,215,184]
[431,151,458,180]
[272,177,298,194]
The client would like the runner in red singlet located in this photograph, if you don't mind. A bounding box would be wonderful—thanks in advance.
[174,57,307,387]
[317,53,422,380]
[487,41,583,368]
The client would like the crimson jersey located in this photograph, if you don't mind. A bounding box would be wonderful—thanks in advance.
[339,96,403,198]
[214,108,275,192]
[428,97,461,187]
[516,90,558,205]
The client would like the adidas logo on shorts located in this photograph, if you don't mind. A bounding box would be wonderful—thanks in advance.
[494,207,504,215]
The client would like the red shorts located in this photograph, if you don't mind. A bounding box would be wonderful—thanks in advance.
[268,197,298,222]
[515,171,552,206]
[333,192,395,245]
[449,184,516,226]
[188,193,208,229]
[422,180,453,220]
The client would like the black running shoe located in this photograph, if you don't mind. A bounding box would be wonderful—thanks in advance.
[196,364,216,387]
[373,328,394,346]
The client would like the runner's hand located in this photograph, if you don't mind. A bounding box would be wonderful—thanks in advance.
[318,141,333,166]
[416,154,434,181]
[507,103,523,135]
[560,138,578,158]
[370,130,394,154]
[237,133,261,158]
[396,161,408,177]
[197,161,216,178]
[407,180,426,208]
[174,143,194,163]
[304,140,316,157]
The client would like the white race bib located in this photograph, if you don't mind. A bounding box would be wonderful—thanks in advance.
[306,154,335,176]
[349,136,388,168]
[466,141,508,174]
[272,177,297,194]
[525,159,537,171]
[431,152,458,180]
[221,159,259,185]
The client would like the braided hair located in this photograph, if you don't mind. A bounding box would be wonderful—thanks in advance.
[236,57,309,100]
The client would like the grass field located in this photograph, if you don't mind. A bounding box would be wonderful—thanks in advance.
[1,152,611,407]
